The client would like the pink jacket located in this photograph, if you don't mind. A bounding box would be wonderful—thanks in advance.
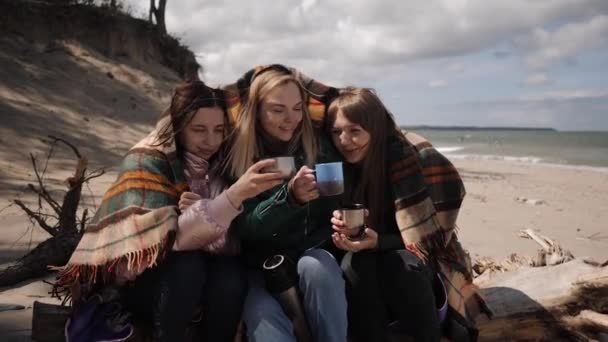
[116,152,242,284]
[172,152,242,254]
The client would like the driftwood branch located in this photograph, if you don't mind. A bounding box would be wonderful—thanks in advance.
[0,137,91,287]
[518,229,574,266]
[520,228,552,251]
[83,167,105,183]
[577,310,608,330]
[80,208,88,232]
[29,154,61,215]
[13,199,57,236]
[27,183,61,216]
[58,156,87,235]
[49,135,81,159]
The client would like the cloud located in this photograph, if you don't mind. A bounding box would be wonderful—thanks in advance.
[446,63,465,72]
[428,80,448,88]
[493,50,511,59]
[124,1,608,130]
[523,72,552,86]
[518,15,608,69]
[126,0,608,84]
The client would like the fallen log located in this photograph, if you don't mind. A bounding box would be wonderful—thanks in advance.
[477,259,608,341]
[577,311,608,331]
[29,259,607,341]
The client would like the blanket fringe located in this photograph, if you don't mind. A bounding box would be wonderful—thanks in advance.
[52,238,168,305]
[405,229,450,264]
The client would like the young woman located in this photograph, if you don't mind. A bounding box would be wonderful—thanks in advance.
[223,66,348,342]
[326,88,485,342]
[57,81,284,342]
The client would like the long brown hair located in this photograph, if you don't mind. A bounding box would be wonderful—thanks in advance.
[326,87,403,231]
[154,80,227,157]
[224,69,317,178]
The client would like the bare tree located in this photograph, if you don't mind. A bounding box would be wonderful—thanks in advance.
[149,0,167,34]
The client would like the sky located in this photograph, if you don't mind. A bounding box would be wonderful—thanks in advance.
[127,0,608,131]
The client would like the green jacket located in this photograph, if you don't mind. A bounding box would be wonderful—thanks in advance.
[234,136,342,267]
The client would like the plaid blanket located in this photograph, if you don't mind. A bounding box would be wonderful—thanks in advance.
[221,64,335,126]
[55,116,187,298]
[400,132,491,322]
[222,64,491,323]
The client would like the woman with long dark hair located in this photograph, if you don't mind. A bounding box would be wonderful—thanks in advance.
[326,88,486,342]
[57,81,284,341]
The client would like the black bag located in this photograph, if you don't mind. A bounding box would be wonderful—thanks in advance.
[441,306,479,342]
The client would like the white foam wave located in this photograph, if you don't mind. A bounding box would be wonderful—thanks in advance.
[446,153,608,173]
[436,146,465,153]
[444,153,541,163]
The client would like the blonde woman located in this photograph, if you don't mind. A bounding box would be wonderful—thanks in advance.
[223,65,347,342]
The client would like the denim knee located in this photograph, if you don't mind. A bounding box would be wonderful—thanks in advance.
[242,272,295,342]
[297,248,342,287]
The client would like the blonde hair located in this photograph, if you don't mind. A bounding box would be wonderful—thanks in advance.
[226,69,317,178]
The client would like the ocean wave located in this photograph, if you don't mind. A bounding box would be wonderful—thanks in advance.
[445,153,542,163]
[445,153,608,173]
[436,146,465,153]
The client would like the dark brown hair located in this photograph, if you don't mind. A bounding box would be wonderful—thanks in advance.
[326,87,403,231]
[154,80,227,156]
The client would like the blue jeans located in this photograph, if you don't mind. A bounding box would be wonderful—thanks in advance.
[243,248,347,342]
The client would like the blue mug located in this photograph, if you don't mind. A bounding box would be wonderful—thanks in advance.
[314,162,344,196]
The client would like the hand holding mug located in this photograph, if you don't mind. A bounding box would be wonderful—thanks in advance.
[331,206,367,239]
[314,162,344,196]
[288,166,319,204]
[332,226,378,252]
[179,192,202,211]
[331,207,377,251]
[226,159,285,208]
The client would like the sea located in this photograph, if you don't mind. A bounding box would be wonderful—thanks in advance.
[408,129,608,173]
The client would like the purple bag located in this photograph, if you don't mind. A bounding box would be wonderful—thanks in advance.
[435,273,449,324]
[65,294,133,342]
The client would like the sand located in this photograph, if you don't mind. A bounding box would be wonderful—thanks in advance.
[455,159,608,262]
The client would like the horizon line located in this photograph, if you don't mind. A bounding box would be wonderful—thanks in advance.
[399,125,608,132]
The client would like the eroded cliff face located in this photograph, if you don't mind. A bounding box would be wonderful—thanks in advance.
[0,0,200,80]
[0,0,204,198]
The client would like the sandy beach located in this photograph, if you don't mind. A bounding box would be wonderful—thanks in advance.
[1,155,607,339]
[455,159,608,262]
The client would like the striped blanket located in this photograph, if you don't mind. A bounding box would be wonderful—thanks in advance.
[399,132,491,323]
[54,116,188,299]
[222,64,491,324]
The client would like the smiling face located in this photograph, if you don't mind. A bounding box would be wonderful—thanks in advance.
[258,81,303,142]
[331,110,371,164]
[180,106,225,160]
